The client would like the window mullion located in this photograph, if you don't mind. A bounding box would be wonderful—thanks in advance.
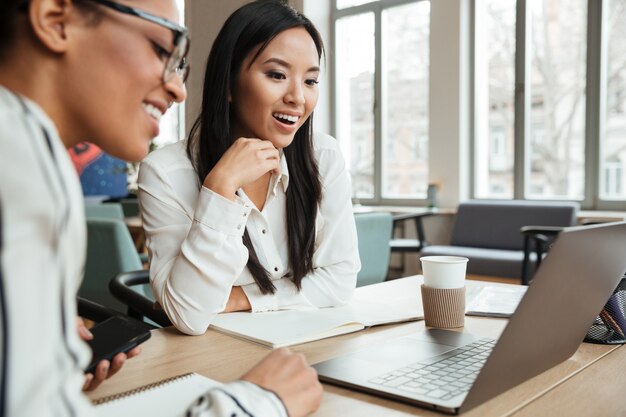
[514,0,529,199]
[374,4,383,203]
[585,0,605,208]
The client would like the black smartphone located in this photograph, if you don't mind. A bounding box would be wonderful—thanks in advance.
[84,316,151,374]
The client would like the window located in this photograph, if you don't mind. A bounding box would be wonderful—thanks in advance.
[336,12,375,199]
[601,0,626,201]
[474,0,516,199]
[334,0,431,204]
[152,0,186,149]
[473,0,626,209]
[127,0,186,192]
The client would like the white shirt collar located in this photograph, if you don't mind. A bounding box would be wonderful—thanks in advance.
[270,150,290,196]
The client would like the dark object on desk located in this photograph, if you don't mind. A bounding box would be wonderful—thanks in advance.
[354,212,393,287]
[389,211,435,254]
[585,276,626,344]
[109,270,172,328]
[84,315,151,374]
[315,221,626,414]
[421,200,578,283]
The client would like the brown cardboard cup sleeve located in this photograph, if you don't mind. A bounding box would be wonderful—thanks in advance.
[421,284,465,328]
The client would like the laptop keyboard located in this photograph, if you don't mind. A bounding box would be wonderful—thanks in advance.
[368,338,496,401]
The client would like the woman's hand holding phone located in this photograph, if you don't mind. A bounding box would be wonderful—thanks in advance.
[77,317,144,391]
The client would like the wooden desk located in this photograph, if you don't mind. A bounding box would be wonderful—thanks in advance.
[86,277,620,416]
[512,343,626,416]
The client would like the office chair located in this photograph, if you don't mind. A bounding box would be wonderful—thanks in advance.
[85,202,148,265]
[80,218,148,313]
[354,212,394,287]
[77,296,122,323]
[389,211,435,254]
[520,219,616,285]
[420,200,579,283]
[84,202,125,221]
[109,270,172,327]
[103,195,140,217]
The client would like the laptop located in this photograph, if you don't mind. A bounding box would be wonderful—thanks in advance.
[314,221,626,414]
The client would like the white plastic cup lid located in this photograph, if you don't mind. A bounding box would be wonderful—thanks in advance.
[420,256,468,289]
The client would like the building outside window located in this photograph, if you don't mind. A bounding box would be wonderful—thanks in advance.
[474,0,626,209]
[334,0,431,204]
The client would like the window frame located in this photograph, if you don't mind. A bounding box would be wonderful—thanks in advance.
[332,0,431,206]
[471,0,626,210]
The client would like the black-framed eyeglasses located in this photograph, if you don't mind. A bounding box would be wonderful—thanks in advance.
[86,0,190,83]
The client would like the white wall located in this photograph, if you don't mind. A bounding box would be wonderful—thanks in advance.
[184,1,250,133]
[185,0,332,136]
[428,0,470,208]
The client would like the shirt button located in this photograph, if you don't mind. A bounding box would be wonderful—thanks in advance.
[274,267,279,272]
[262,229,267,234]
[237,224,242,230]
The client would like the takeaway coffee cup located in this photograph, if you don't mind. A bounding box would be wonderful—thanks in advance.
[420,256,468,328]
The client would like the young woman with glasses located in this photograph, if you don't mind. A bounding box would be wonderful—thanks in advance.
[0,1,321,416]
[137,1,360,336]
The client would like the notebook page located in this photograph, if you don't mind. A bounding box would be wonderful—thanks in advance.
[94,373,218,417]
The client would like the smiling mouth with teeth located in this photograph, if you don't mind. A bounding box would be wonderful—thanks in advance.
[273,112,300,125]
[142,102,163,121]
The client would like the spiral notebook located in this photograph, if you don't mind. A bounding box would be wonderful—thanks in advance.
[94,372,218,417]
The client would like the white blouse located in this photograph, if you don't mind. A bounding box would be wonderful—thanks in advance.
[138,133,360,335]
[0,87,94,417]
[0,86,288,417]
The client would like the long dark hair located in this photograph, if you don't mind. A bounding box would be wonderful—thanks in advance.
[187,1,324,294]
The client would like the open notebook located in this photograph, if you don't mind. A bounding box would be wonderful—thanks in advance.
[465,285,527,318]
[211,298,424,348]
[94,373,217,417]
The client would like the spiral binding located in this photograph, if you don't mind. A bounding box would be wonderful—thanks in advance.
[92,372,194,405]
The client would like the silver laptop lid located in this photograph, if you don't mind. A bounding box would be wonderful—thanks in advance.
[461,221,626,412]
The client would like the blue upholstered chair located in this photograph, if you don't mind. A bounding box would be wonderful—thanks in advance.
[354,212,394,287]
[85,202,148,265]
[80,218,150,313]
[84,202,125,220]
[420,200,579,283]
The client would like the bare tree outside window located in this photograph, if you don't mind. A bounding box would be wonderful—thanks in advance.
[336,13,375,198]
[335,1,430,202]
[381,2,430,199]
[474,0,516,199]
[527,0,587,199]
